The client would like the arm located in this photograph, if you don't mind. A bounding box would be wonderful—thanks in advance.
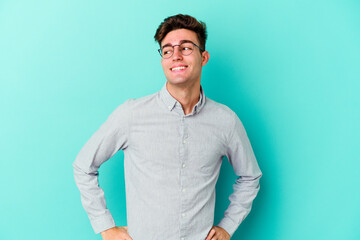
[217,113,262,237]
[73,100,131,234]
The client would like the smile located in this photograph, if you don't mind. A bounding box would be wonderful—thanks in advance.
[171,66,188,71]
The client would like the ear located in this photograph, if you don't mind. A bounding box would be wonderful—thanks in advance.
[201,51,210,66]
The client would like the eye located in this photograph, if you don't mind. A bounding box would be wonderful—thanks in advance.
[162,48,173,55]
[181,43,194,51]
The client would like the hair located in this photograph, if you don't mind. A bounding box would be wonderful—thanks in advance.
[154,14,207,50]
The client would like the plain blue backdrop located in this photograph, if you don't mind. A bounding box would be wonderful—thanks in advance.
[0,0,359,239]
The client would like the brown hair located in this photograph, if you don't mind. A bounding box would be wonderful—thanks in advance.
[154,14,207,50]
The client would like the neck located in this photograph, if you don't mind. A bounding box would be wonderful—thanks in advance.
[166,81,201,115]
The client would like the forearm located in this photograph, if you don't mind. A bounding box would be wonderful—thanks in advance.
[217,174,261,237]
[73,163,116,234]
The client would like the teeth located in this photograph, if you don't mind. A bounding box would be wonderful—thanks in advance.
[172,66,187,71]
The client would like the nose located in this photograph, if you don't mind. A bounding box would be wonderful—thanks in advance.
[172,45,183,61]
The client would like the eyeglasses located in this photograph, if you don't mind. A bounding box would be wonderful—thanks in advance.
[158,41,204,59]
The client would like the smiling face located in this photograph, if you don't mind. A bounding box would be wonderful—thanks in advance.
[160,28,209,88]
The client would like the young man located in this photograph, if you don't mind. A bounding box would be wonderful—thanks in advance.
[73,14,262,240]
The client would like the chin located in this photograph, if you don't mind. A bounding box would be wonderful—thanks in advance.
[165,76,185,84]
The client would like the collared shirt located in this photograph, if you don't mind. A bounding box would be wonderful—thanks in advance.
[73,83,262,240]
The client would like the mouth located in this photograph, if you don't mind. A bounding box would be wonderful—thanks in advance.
[170,65,188,72]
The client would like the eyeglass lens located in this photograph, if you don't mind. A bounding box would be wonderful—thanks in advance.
[161,42,195,59]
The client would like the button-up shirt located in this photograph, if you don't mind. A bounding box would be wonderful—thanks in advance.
[73,83,262,240]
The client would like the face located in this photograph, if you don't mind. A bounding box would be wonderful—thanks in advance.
[160,29,209,88]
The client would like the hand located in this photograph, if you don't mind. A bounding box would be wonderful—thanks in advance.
[205,226,231,240]
[101,226,132,240]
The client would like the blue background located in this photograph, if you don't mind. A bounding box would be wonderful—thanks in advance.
[0,0,359,239]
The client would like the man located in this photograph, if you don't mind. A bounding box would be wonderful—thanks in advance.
[73,14,262,240]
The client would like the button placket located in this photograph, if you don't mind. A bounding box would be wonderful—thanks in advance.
[179,114,190,237]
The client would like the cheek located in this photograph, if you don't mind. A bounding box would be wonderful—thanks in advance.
[160,63,167,73]
[193,59,202,71]
[161,60,169,71]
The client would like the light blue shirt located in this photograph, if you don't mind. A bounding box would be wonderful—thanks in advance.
[73,83,262,240]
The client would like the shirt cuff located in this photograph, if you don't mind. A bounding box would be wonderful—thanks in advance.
[90,211,116,234]
[217,217,239,237]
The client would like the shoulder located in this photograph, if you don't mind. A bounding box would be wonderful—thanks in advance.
[111,91,158,115]
[127,92,158,106]
[204,97,238,123]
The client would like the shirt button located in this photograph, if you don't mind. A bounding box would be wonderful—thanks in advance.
[181,213,186,217]
[182,188,186,192]
[181,238,185,240]
[183,140,187,144]
[168,106,172,110]
[182,163,186,168]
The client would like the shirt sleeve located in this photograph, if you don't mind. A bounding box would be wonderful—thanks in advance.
[217,113,262,237]
[72,100,131,234]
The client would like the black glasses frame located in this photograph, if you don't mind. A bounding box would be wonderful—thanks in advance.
[158,41,205,59]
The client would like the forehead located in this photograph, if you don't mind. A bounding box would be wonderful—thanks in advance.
[161,28,199,47]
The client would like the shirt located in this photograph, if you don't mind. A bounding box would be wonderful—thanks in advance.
[73,83,262,240]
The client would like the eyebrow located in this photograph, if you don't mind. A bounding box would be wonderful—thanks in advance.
[161,40,194,49]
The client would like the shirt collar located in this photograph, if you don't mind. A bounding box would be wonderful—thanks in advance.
[159,82,206,115]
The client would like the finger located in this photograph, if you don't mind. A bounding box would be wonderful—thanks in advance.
[210,229,221,240]
[205,228,216,240]
[122,231,132,240]
[125,229,132,240]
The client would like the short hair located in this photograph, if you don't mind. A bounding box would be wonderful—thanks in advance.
[154,14,207,50]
